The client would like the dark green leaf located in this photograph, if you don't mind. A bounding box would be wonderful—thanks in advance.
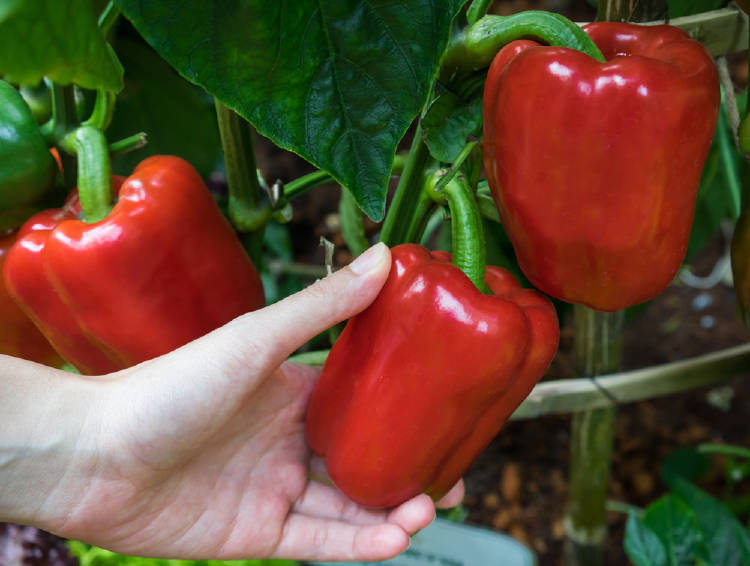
[0,0,20,23]
[666,476,750,566]
[0,0,122,91]
[624,511,668,566]
[667,0,723,19]
[115,0,466,221]
[643,495,706,566]
[421,85,482,163]
[107,39,220,177]
[661,447,713,485]
[686,128,736,260]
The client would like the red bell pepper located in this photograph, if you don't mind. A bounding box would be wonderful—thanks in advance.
[305,243,559,508]
[0,230,63,366]
[483,23,719,311]
[3,155,265,375]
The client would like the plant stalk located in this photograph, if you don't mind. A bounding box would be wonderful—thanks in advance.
[379,125,432,246]
[214,100,269,265]
[564,306,624,566]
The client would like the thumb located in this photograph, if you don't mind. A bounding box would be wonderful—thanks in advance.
[230,242,391,368]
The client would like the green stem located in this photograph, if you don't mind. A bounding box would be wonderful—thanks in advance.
[339,187,369,256]
[288,350,330,366]
[284,170,333,200]
[466,0,494,25]
[50,83,79,190]
[214,100,269,266]
[440,11,605,89]
[402,186,438,244]
[717,102,742,219]
[564,307,624,566]
[426,171,488,292]
[109,132,148,156]
[98,1,121,38]
[283,154,407,202]
[60,125,113,223]
[83,90,116,132]
[380,125,433,246]
[697,443,750,460]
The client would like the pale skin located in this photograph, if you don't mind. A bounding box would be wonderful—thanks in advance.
[0,243,463,562]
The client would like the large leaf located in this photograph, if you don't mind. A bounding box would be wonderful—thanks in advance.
[666,476,750,566]
[642,495,709,566]
[114,0,466,221]
[667,0,723,18]
[421,84,483,163]
[0,0,122,91]
[107,39,220,177]
[624,511,668,566]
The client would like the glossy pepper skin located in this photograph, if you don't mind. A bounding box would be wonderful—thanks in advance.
[483,23,720,311]
[0,80,56,212]
[305,244,559,508]
[0,230,63,366]
[3,155,265,375]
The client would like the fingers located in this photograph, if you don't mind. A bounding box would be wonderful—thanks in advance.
[387,494,436,533]
[274,491,436,562]
[226,243,391,369]
[435,479,465,509]
[293,481,390,525]
[272,515,410,562]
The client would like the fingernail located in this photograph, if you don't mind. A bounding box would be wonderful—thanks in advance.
[349,242,386,275]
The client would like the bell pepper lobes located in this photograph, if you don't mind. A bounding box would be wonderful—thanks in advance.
[0,230,63,366]
[0,80,56,212]
[483,23,720,311]
[3,155,265,375]
[305,243,559,508]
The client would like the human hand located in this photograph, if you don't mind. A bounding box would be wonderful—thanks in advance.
[4,243,462,562]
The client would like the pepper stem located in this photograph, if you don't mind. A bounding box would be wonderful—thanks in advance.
[380,124,433,246]
[214,100,271,233]
[50,82,79,190]
[60,125,113,223]
[83,90,116,132]
[426,170,488,293]
[440,11,606,92]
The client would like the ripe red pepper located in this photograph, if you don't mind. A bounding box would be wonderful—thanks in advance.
[483,23,719,311]
[3,155,265,375]
[0,230,63,366]
[305,244,559,508]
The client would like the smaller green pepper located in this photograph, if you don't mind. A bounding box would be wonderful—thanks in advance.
[0,80,56,212]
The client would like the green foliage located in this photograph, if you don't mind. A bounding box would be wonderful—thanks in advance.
[666,0,723,19]
[625,511,669,566]
[421,85,483,163]
[107,39,220,177]
[68,541,298,566]
[113,0,466,221]
[260,221,304,305]
[0,0,122,91]
[686,101,743,260]
[623,445,750,566]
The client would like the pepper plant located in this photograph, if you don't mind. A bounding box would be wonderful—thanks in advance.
[0,1,747,565]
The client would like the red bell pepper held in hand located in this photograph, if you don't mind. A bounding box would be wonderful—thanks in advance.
[3,155,265,375]
[483,23,720,311]
[305,243,559,508]
[0,230,63,366]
